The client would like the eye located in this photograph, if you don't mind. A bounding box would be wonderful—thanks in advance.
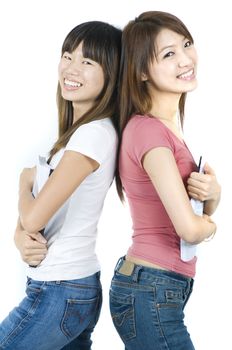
[184,40,193,48]
[82,60,92,65]
[163,51,175,59]
[63,52,72,61]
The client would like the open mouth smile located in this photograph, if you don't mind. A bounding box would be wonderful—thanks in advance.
[64,78,83,88]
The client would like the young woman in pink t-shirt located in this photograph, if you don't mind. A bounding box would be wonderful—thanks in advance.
[110,11,221,350]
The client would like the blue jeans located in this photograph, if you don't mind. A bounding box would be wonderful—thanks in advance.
[109,257,195,350]
[0,272,102,350]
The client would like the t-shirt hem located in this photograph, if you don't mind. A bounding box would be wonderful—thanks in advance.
[26,265,101,282]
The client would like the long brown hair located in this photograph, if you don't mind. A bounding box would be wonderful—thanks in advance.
[49,21,121,160]
[116,11,193,200]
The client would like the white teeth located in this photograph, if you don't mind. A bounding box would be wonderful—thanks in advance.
[64,78,82,87]
[179,69,193,79]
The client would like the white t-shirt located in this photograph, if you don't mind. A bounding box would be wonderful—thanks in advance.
[27,118,118,281]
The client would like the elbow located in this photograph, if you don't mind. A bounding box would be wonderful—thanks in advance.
[181,232,201,245]
[177,221,203,245]
[20,214,44,233]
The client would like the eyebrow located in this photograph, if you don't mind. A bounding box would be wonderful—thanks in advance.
[157,36,187,55]
[157,44,175,55]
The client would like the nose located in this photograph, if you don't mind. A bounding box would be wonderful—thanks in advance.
[178,50,193,68]
[65,60,81,75]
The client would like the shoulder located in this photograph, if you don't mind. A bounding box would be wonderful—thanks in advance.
[121,115,174,165]
[66,118,118,164]
[123,114,170,143]
[73,118,117,141]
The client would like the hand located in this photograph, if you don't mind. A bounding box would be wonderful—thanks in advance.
[202,213,216,225]
[202,213,217,239]
[19,166,36,192]
[14,222,47,267]
[187,163,221,202]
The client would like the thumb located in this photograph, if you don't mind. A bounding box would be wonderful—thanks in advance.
[29,232,47,244]
[203,162,215,176]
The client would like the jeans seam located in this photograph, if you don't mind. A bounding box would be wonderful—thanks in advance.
[154,306,170,350]
[111,280,154,292]
[0,282,45,348]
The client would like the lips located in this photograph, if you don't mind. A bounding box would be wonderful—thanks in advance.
[177,69,195,80]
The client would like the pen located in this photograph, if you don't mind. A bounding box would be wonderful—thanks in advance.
[197,156,202,172]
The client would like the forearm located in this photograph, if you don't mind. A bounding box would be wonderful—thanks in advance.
[14,218,23,250]
[14,217,47,265]
[18,181,40,233]
[204,188,221,215]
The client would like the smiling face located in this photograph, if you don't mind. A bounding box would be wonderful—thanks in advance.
[58,42,104,118]
[144,28,198,97]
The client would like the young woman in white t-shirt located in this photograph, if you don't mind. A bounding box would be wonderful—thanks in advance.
[0,21,121,350]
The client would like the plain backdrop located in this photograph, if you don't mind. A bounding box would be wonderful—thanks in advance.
[0,0,231,349]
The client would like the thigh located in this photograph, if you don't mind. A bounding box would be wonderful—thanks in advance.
[0,278,48,349]
[0,275,102,350]
[61,325,94,350]
[110,277,158,350]
[154,280,195,350]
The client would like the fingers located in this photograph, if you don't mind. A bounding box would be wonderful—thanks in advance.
[187,178,209,201]
[29,232,47,244]
[15,231,47,266]
[187,170,215,201]
[203,163,215,176]
[22,243,47,266]
[188,172,211,183]
[27,255,46,267]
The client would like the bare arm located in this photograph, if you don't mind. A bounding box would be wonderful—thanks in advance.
[143,147,216,244]
[14,218,47,266]
[18,150,99,233]
[187,163,221,215]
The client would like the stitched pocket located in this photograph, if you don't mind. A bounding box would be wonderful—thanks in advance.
[109,289,136,341]
[61,296,100,338]
[155,285,185,324]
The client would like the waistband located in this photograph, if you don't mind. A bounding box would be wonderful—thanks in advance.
[115,256,193,286]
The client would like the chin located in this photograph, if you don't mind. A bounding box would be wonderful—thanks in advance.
[61,91,75,101]
[185,80,198,93]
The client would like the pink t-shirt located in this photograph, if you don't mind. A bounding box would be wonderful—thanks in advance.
[120,114,198,278]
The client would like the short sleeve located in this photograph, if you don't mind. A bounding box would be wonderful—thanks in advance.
[130,116,174,166]
[65,121,116,164]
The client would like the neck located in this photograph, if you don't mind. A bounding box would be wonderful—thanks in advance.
[149,105,179,126]
[148,90,181,125]
[72,101,93,124]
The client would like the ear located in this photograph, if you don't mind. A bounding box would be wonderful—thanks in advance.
[141,72,148,81]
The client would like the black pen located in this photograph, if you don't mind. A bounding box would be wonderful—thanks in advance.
[197,156,202,172]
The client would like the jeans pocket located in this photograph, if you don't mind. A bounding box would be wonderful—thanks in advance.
[156,286,185,324]
[109,288,136,342]
[61,295,100,339]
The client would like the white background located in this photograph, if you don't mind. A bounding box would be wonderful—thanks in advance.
[0,0,231,349]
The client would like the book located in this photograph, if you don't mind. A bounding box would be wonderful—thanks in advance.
[180,156,204,262]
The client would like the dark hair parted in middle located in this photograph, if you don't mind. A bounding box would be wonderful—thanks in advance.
[50,21,122,160]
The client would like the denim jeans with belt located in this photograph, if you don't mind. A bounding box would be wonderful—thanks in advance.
[0,272,102,350]
[109,257,195,350]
